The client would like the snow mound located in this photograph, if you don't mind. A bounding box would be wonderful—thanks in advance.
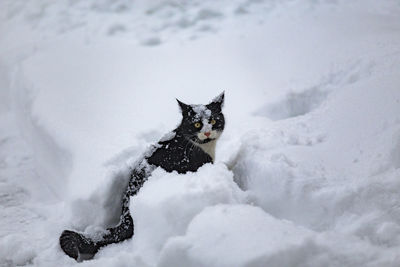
[158,204,314,267]
[124,163,247,264]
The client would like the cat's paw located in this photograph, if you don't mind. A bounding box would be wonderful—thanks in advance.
[59,230,99,261]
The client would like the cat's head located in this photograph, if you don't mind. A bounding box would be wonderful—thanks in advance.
[176,92,225,144]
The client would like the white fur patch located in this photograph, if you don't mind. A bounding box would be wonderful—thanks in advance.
[195,139,217,162]
[193,131,222,161]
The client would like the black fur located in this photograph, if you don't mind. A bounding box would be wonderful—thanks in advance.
[59,92,225,261]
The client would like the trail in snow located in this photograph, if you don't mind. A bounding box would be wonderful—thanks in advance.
[0,113,46,266]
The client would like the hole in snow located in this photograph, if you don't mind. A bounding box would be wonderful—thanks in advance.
[254,87,329,121]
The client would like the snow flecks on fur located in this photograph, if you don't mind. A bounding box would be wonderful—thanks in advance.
[201,119,212,132]
[191,105,211,120]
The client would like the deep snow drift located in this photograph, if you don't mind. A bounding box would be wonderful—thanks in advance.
[1,0,400,266]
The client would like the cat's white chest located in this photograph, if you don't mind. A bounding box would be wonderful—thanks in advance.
[195,140,217,162]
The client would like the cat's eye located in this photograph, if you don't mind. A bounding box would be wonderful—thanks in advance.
[210,119,216,125]
[194,122,201,128]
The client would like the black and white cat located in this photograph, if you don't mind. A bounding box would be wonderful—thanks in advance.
[59,92,225,261]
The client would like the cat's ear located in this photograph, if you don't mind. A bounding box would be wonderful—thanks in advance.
[176,99,191,115]
[207,91,225,111]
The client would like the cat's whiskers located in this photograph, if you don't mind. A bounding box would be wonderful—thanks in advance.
[182,134,201,160]
[182,136,195,160]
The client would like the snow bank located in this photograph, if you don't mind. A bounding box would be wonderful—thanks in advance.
[158,204,314,267]
[130,164,246,261]
[159,205,399,267]
[61,163,246,267]
[233,68,400,234]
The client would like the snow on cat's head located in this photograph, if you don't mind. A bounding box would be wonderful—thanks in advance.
[176,92,225,144]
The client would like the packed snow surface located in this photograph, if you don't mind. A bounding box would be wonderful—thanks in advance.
[1,0,400,266]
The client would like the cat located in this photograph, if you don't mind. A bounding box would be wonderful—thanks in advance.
[59,92,225,261]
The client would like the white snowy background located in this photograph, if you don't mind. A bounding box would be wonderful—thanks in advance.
[1,0,400,266]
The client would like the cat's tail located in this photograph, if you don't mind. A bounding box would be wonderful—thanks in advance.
[59,213,134,261]
[60,168,146,261]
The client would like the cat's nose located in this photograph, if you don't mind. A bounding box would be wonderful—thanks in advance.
[204,132,211,137]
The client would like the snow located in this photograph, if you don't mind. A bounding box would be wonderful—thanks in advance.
[191,105,212,120]
[159,131,176,143]
[158,204,314,267]
[1,0,400,266]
